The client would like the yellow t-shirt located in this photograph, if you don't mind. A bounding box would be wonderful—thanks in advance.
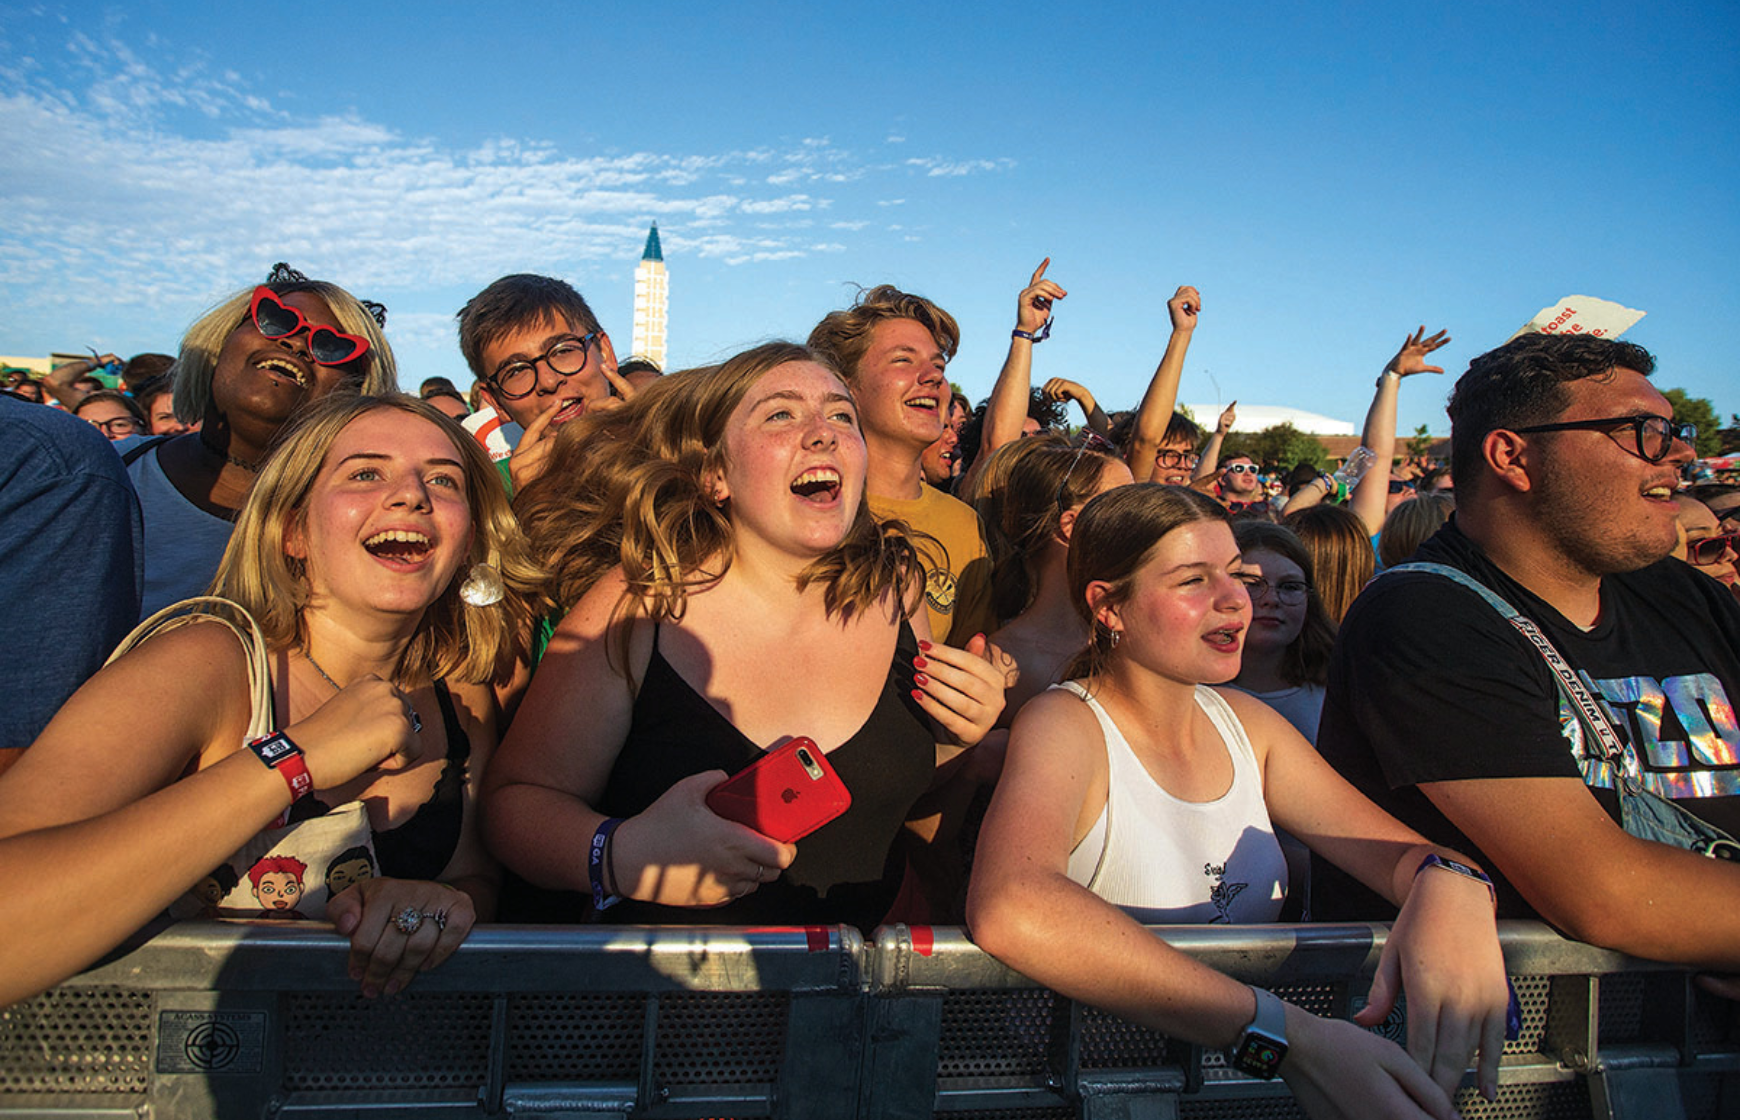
[868,484,996,646]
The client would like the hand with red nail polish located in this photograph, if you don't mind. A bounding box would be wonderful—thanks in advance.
[906,632,1013,747]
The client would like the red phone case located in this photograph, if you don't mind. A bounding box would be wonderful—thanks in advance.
[704,737,852,843]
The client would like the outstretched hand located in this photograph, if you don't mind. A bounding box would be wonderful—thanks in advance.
[1387,328,1451,378]
[1016,258,1066,335]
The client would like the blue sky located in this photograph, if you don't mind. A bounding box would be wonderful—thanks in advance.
[2,1,1735,436]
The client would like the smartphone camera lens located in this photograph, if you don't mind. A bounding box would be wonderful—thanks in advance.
[797,748,814,767]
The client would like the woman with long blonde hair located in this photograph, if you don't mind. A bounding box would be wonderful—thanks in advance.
[0,393,537,1008]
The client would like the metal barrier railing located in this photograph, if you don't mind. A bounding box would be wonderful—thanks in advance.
[1,921,1734,1119]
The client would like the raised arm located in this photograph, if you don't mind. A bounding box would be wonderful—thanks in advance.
[965,260,1067,489]
[1041,378,1110,435]
[481,571,793,910]
[41,352,120,409]
[1194,401,1237,479]
[1127,286,1200,482]
[1349,328,1448,535]
[968,691,1462,1120]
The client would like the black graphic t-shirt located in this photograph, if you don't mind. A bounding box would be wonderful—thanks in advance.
[1313,519,1740,920]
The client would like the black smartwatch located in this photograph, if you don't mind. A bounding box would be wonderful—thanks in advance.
[1228,986,1289,1079]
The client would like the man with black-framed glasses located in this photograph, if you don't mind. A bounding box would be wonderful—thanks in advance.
[1313,332,1740,985]
[457,274,634,492]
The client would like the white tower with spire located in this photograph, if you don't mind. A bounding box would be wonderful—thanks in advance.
[631,223,668,371]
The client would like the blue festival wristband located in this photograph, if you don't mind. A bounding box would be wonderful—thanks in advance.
[1415,853,1496,908]
[589,817,627,911]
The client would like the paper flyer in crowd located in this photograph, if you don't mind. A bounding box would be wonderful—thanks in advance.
[461,404,523,463]
[1508,295,1646,342]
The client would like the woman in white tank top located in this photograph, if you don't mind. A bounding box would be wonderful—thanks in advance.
[967,484,1512,1120]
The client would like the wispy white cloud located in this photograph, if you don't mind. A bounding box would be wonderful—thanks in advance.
[0,17,1019,346]
[739,194,819,214]
[904,156,1017,177]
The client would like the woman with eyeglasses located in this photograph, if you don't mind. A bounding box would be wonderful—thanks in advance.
[965,433,1132,721]
[0,393,540,1009]
[1226,522,1335,744]
[71,389,149,441]
[966,483,1512,1120]
[125,265,397,616]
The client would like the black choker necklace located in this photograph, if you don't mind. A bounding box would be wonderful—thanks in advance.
[200,433,261,473]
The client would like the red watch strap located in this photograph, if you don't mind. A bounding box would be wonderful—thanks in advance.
[248,732,314,824]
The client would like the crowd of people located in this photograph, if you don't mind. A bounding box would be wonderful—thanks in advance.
[2,258,1738,1120]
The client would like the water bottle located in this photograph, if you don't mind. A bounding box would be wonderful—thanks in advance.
[1326,446,1377,503]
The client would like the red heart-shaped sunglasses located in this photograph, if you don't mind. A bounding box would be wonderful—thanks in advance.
[249,286,372,366]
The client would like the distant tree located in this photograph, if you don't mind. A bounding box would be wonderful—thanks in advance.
[1223,423,1328,471]
[1405,424,1434,461]
[1663,388,1722,458]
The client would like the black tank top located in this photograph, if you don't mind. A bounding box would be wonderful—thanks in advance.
[599,619,934,932]
[295,681,469,883]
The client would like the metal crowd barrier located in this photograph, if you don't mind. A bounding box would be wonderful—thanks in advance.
[1,920,1734,1119]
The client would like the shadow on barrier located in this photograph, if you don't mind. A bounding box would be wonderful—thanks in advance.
[0,921,1735,1119]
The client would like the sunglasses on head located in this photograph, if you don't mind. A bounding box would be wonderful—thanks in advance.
[1689,533,1739,566]
[1055,431,1119,512]
[249,287,372,366]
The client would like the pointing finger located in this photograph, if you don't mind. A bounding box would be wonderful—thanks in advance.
[519,398,563,447]
[602,366,638,400]
[1029,257,1050,285]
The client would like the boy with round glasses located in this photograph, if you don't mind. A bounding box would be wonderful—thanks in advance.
[457,274,634,492]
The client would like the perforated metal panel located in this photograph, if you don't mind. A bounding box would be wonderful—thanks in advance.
[0,986,151,1095]
[1181,1096,1307,1119]
[1690,987,1734,1048]
[1270,982,1337,1019]
[506,992,645,1080]
[1597,972,1645,1043]
[937,989,1057,1078]
[1453,1081,1592,1120]
[652,991,787,1085]
[281,991,492,1090]
[1078,1005,1182,1071]
[1506,974,1552,1054]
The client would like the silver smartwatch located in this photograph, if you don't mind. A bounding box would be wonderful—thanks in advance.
[1228,985,1289,1079]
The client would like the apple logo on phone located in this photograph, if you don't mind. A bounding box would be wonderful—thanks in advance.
[781,788,798,804]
